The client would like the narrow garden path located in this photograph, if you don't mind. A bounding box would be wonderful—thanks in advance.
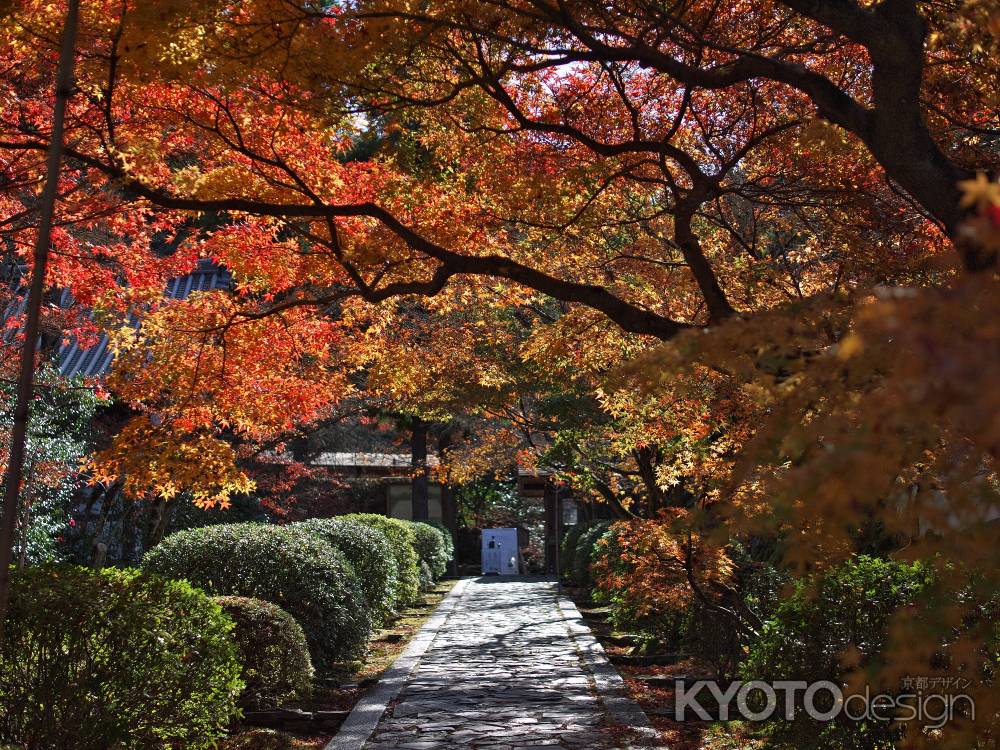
[360,577,648,750]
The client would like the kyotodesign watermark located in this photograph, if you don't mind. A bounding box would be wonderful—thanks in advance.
[674,678,975,729]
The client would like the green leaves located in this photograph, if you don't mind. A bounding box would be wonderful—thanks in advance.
[0,565,243,749]
[141,523,374,666]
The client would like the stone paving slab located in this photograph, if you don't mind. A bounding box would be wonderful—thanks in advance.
[358,577,654,749]
[326,579,472,750]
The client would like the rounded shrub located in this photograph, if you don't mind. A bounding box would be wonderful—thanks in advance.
[426,520,455,566]
[216,596,313,710]
[591,522,685,648]
[417,559,434,592]
[340,514,421,606]
[559,523,587,583]
[0,565,241,750]
[407,521,451,581]
[293,517,398,625]
[745,556,931,683]
[572,521,611,587]
[743,556,932,750]
[142,523,373,666]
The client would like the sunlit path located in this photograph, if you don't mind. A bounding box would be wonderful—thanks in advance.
[363,578,638,749]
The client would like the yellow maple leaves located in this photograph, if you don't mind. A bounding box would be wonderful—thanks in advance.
[87,417,254,509]
[958,172,1000,211]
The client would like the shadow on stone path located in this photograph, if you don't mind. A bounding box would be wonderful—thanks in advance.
[363,577,635,749]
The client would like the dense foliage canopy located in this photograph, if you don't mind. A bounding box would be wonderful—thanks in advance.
[0,0,998,746]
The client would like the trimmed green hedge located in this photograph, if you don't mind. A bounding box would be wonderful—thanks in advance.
[426,520,455,563]
[293,517,398,625]
[743,556,932,750]
[142,523,372,666]
[417,559,434,592]
[0,565,241,750]
[745,556,931,684]
[340,514,421,606]
[216,596,313,710]
[407,521,451,581]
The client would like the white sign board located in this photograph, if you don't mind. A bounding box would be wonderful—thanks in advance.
[481,527,520,575]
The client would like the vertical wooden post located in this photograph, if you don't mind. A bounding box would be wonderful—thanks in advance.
[544,481,558,575]
[554,483,562,586]
[410,417,429,520]
[0,0,80,637]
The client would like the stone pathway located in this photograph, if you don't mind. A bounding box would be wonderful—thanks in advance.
[363,577,635,749]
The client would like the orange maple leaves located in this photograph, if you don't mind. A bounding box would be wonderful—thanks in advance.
[592,512,735,616]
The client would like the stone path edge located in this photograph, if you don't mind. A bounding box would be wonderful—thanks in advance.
[324,577,472,750]
[556,588,662,748]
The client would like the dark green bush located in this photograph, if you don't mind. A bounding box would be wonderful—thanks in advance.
[559,523,587,583]
[418,559,434,592]
[294,517,398,625]
[216,596,313,710]
[678,546,787,678]
[340,514,421,606]
[0,565,241,750]
[142,523,372,666]
[589,521,624,609]
[743,555,932,750]
[407,520,450,581]
[572,521,610,588]
[679,601,744,677]
[558,521,609,587]
[745,555,931,682]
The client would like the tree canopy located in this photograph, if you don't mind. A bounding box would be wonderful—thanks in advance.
[1,2,998,745]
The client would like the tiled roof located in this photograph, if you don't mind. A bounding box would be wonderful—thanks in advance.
[313,452,441,469]
[60,261,232,378]
[3,260,232,379]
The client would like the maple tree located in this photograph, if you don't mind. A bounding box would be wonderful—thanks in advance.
[0,0,78,637]
[0,0,998,745]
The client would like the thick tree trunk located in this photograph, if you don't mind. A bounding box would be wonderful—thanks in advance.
[777,0,980,263]
[634,446,665,516]
[411,418,429,521]
[152,500,175,547]
[16,504,30,571]
[145,499,175,551]
[78,486,99,536]
[864,4,975,253]
[144,498,164,551]
[0,0,80,637]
